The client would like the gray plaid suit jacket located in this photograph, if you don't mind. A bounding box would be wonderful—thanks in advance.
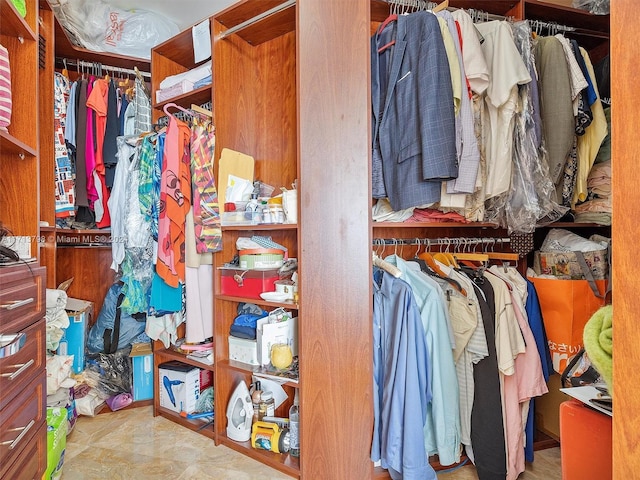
[372,11,458,211]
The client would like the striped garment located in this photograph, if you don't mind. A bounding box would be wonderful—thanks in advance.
[0,44,12,131]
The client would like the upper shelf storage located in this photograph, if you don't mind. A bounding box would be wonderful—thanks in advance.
[214,0,295,46]
[51,18,150,71]
[524,0,609,33]
[1,0,37,41]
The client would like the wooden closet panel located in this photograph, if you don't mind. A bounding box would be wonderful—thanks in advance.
[611,1,639,476]
[298,0,373,478]
[38,8,56,229]
[55,246,115,320]
[252,31,297,190]
[212,20,258,160]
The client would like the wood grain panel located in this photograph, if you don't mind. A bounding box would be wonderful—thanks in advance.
[212,20,257,161]
[39,9,56,229]
[611,2,639,477]
[253,31,297,190]
[55,246,115,321]
[298,0,373,478]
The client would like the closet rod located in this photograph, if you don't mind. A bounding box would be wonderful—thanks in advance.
[218,0,296,39]
[55,58,151,79]
[372,237,511,247]
[382,0,512,22]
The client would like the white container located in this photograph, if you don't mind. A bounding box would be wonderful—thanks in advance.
[158,361,201,414]
[228,336,259,365]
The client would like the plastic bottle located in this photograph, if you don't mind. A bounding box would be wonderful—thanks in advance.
[289,389,300,457]
[251,381,262,424]
[259,390,275,420]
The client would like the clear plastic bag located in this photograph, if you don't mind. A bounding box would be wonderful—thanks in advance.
[572,0,609,15]
[49,0,179,59]
[84,347,133,397]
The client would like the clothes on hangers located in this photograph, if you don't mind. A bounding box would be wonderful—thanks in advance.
[371,240,552,480]
[371,11,458,211]
[370,8,608,233]
[372,267,435,480]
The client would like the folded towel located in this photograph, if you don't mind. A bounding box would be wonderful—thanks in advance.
[583,304,613,390]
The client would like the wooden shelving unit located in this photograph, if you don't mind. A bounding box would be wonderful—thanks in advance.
[94,0,613,479]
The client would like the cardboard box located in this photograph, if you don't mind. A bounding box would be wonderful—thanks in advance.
[158,361,200,414]
[200,368,213,392]
[130,343,154,402]
[56,298,92,374]
[44,407,68,480]
[535,374,564,440]
[228,336,259,365]
[256,316,298,366]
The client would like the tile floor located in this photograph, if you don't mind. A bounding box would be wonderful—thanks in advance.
[62,406,562,479]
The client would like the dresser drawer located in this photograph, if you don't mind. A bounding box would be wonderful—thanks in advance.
[0,265,45,333]
[0,320,45,411]
[0,370,46,473]
[0,419,46,480]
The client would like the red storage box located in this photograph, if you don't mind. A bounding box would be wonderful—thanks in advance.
[220,267,279,299]
[560,399,612,480]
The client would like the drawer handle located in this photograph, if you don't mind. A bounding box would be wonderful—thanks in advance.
[1,419,35,450]
[1,359,34,380]
[1,298,35,310]
[0,333,26,359]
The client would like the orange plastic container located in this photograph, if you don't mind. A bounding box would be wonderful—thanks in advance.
[560,399,612,480]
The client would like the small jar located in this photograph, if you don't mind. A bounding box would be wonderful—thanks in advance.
[259,390,275,421]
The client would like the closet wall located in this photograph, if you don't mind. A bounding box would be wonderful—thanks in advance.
[611,1,638,477]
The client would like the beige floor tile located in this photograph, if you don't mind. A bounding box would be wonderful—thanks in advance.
[62,405,561,479]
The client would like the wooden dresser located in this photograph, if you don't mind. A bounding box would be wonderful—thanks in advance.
[0,264,47,479]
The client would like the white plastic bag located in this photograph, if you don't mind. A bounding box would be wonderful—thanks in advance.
[50,0,179,60]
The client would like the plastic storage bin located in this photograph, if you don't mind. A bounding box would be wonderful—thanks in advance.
[560,399,612,480]
[220,267,279,299]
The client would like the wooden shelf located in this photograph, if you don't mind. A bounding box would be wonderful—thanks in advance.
[524,0,610,33]
[221,223,297,232]
[156,405,215,439]
[215,0,296,46]
[1,0,37,42]
[218,434,300,477]
[0,129,37,158]
[153,84,212,112]
[216,294,299,310]
[155,347,214,372]
[373,221,505,229]
[53,18,150,71]
[218,360,299,388]
[152,22,207,68]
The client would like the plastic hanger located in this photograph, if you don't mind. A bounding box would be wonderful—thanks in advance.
[376,0,398,53]
[62,58,69,79]
[373,252,402,278]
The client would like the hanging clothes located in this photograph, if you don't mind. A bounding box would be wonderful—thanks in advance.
[534,36,574,189]
[156,115,192,287]
[190,118,222,253]
[486,268,548,480]
[465,276,507,480]
[384,255,461,466]
[53,72,75,218]
[371,268,435,480]
[371,11,458,211]
[475,20,531,202]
